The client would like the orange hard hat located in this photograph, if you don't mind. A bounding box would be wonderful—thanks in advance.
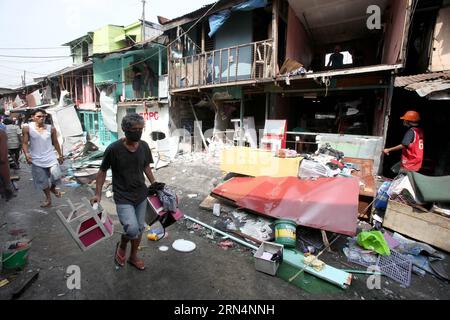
[400,111,420,122]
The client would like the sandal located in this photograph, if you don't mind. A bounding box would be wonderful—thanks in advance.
[127,258,145,270]
[40,200,52,208]
[51,189,63,198]
[114,242,126,267]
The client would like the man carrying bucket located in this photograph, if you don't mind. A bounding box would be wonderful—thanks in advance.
[91,113,156,271]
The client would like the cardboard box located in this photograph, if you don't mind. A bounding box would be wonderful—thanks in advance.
[383,200,450,253]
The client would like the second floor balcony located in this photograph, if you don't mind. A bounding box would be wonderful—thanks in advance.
[169,39,274,92]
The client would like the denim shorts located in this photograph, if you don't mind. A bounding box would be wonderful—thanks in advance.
[31,164,61,190]
[116,199,148,240]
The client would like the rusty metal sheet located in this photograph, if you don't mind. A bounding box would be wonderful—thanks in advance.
[212,176,360,236]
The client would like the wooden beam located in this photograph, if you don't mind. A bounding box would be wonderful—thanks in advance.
[272,0,279,76]
[201,22,205,53]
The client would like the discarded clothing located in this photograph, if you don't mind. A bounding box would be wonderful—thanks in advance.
[392,232,445,259]
[156,185,178,213]
[317,143,344,160]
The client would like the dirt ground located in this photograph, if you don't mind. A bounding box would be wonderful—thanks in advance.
[0,153,449,300]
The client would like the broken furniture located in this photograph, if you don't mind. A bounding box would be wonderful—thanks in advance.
[56,197,114,251]
[254,42,273,79]
[260,120,287,152]
[383,200,450,253]
[230,117,257,148]
[146,194,184,229]
[220,146,302,178]
[343,157,376,220]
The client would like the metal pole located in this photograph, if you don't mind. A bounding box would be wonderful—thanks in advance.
[121,57,126,100]
[239,97,244,146]
[141,0,146,42]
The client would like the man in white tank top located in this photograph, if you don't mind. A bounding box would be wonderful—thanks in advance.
[22,109,64,208]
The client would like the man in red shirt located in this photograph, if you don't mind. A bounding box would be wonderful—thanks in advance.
[384,111,424,173]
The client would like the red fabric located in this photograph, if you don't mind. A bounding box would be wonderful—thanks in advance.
[212,176,360,236]
[401,127,424,172]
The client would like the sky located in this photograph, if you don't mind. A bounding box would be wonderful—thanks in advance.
[0,0,214,88]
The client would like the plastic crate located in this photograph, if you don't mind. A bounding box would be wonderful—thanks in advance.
[254,242,284,276]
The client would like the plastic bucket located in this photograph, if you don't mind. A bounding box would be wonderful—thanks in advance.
[1,246,30,270]
[274,220,297,247]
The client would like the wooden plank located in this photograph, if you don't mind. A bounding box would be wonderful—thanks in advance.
[199,195,220,211]
[212,51,215,83]
[272,0,279,76]
[344,157,375,197]
[219,49,223,83]
[235,47,239,81]
[227,48,231,83]
[384,200,450,252]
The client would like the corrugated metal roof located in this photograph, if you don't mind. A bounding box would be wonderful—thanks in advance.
[395,71,450,97]
[46,60,93,78]
[395,71,450,87]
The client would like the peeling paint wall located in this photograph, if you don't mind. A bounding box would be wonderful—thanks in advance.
[382,0,410,65]
[430,6,450,72]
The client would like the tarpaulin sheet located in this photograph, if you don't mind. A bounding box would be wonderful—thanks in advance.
[212,176,360,236]
[100,91,118,133]
[208,0,268,37]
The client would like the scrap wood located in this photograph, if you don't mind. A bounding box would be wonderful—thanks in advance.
[0,279,9,288]
[199,195,221,210]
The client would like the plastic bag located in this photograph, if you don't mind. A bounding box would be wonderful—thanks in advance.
[357,231,391,256]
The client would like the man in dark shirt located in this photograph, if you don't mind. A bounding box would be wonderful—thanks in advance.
[92,113,156,270]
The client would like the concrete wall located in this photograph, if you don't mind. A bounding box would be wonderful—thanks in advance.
[93,25,125,54]
[430,6,450,72]
[116,102,170,146]
[214,11,253,80]
[286,6,313,68]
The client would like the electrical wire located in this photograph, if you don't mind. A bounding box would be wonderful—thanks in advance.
[0,58,72,64]
[0,64,47,75]
[90,0,221,79]
[0,54,77,59]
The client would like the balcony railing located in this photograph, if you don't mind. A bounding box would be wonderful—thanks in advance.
[170,39,274,90]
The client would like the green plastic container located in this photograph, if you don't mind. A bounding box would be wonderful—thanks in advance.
[1,247,30,270]
[274,220,297,247]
